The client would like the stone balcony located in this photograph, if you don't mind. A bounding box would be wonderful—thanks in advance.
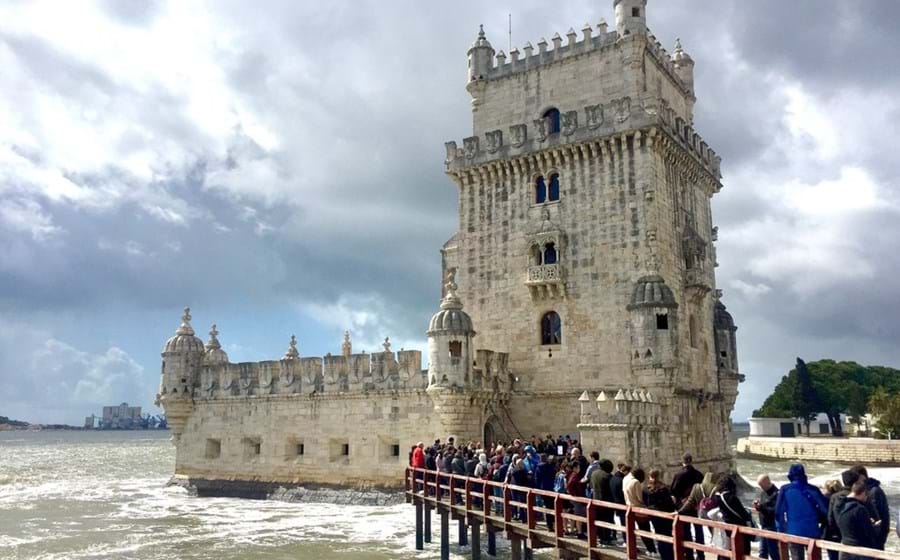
[526,264,565,300]
[684,267,711,302]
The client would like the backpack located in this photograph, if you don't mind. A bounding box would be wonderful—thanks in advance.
[698,487,716,519]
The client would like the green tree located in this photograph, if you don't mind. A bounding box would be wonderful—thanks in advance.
[792,358,820,436]
[869,388,900,439]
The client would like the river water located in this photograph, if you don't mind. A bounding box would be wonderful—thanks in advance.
[1,430,898,559]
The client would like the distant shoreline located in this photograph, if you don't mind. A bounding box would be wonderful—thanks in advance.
[0,423,169,432]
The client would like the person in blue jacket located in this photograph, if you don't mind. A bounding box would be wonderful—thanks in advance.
[775,464,829,560]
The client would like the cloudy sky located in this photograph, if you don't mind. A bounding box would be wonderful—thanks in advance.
[1,0,898,425]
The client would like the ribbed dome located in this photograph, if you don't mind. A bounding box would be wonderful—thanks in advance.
[203,324,229,365]
[714,301,736,330]
[672,38,694,65]
[469,25,493,51]
[627,275,678,309]
[163,307,205,354]
[428,308,474,335]
[427,271,476,336]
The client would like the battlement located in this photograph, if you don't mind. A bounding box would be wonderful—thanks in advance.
[478,25,689,98]
[578,388,663,428]
[444,95,721,181]
[198,348,427,399]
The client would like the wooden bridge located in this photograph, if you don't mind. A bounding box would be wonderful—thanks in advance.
[405,467,896,560]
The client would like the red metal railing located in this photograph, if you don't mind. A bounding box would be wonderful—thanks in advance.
[405,467,896,560]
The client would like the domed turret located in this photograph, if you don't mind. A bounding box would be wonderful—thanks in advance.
[426,270,475,389]
[283,335,300,360]
[714,300,738,373]
[203,324,229,365]
[628,275,678,310]
[672,38,695,92]
[164,307,205,354]
[157,307,205,442]
[614,0,647,38]
[467,24,495,84]
[627,276,678,372]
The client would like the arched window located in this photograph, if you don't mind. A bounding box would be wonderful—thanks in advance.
[541,311,562,345]
[548,173,560,201]
[543,243,557,265]
[449,341,462,365]
[543,108,561,134]
[535,175,547,204]
[689,315,698,349]
[531,245,543,266]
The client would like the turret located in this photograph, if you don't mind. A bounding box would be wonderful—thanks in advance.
[614,0,648,37]
[426,270,476,389]
[157,307,205,441]
[203,324,229,366]
[713,300,738,374]
[627,276,679,370]
[672,38,695,91]
[467,25,495,84]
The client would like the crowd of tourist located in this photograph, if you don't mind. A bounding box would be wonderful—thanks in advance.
[410,435,894,560]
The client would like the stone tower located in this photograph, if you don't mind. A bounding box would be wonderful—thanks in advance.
[156,307,205,441]
[441,0,741,473]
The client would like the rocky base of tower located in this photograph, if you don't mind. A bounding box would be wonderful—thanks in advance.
[168,475,404,505]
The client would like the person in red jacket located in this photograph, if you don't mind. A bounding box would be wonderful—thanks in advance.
[412,442,426,468]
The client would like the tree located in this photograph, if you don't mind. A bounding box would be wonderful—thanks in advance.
[869,388,900,440]
[791,358,820,436]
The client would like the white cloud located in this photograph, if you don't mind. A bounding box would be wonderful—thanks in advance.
[0,197,62,241]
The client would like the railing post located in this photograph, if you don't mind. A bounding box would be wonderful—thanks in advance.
[807,540,822,560]
[672,515,683,560]
[425,503,432,543]
[466,478,473,511]
[483,481,491,517]
[730,527,741,560]
[587,502,598,549]
[554,494,564,539]
[487,530,497,556]
[459,518,468,546]
[450,475,456,505]
[415,501,424,550]
[503,486,512,524]
[471,521,482,560]
[526,490,536,530]
[625,507,638,560]
[440,510,450,560]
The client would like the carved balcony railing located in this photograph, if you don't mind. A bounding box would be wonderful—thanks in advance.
[525,264,565,300]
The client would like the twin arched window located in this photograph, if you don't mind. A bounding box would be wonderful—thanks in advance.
[541,311,562,345]
[531,242,558,266]
[535,173,560,204]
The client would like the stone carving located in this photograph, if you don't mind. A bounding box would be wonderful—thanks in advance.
[612,97,632,123]
[585,104,604,130]
[509,124,527,147]
[561,111,578,136]
[463,136,479,159]
[486,129,503,153]
[533,117,550,142]
[444,141,458,163]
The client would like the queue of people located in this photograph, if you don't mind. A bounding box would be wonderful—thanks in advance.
[410,437,892,560]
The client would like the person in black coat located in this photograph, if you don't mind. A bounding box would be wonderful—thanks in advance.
[590,460,616,544]
[715,476,752,557]
[610,464,630,534]
[836,481,879,560]
[850,465,890,550]
[671,453,705,504]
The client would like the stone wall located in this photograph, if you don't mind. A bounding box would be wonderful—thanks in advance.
[175,391,441,488]
[736,437,900,466]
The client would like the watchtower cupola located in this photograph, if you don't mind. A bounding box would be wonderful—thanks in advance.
[614,0,647,37]
[467,25,495,84]
[426,269,476,389]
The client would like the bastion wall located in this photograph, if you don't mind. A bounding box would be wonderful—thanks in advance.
[737,437,900,466]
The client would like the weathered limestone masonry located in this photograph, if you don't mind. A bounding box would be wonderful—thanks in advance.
[156,0,744,495]
[442,0,742,476]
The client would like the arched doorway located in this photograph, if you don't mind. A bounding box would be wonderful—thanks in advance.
[483,416,503,448]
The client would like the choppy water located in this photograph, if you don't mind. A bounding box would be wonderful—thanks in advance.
[1,430,898,559]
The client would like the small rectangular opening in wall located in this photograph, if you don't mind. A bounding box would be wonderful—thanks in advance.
[391,444,401,457]
[656,314,669,330]
[242,437,261,459]
[205,438,221,459]
[286,437,305,459]
[378,436,401,462]
[329,439,350,462]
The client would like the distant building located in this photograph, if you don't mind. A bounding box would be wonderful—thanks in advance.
[84,415,97,429]
[101,403,142,429]
[749,413,851,437]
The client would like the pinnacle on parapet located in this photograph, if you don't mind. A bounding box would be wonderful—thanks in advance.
[284,334,300,360]
[597,391,608,402]
[646,392,655,403]
[383,337,392,353]
[176,306,195,336]
[440,268,464,311]
[614,389,626,400]
[639,391,648,402]
[582,23,592,40]
[342,330,352,358]
[509,47,520,62]
[537,37,548,54]
[579,390,591,401]
[206,324,222,350]
[566,28,577,46]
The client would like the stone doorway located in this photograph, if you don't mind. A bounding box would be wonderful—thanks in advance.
[483,416,502,448]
